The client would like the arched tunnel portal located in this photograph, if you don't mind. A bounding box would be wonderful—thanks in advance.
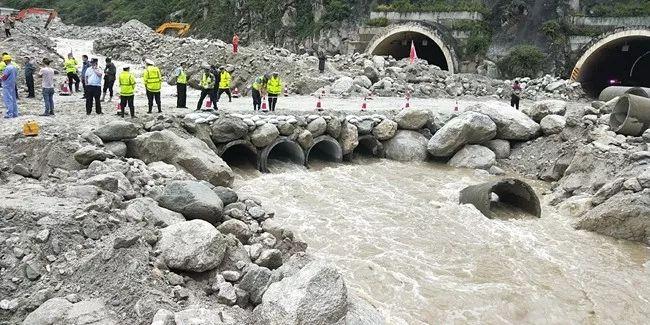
[574,29,650,97]
[366,24,456,73]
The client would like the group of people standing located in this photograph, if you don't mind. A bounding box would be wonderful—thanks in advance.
[1,53,55,118]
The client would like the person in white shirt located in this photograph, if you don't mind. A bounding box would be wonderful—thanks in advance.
[38,58,55,116]
[84,58,103,115]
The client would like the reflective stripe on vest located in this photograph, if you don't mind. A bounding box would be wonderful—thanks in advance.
[64,59,77,73]
[200,73,214,89]
[119,71,136,96]
[177,70,187,84]
[219,71,231,89]
[267,77,282,95]
[144,66,162,92]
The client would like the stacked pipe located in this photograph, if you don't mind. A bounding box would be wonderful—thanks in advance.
[598,86,650,136]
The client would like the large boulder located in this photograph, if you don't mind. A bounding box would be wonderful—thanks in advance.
[251,124,280,148]
[174,307,250,325]
[93,120,139,142]
[372,119,398,140]
[575,191,650,245]
[448,145,496,170]
[523,100,567,122]
[540,114,566,135]
[73,146,114,166]
[23,298,118,325]
[338,123,359,155]
[331,76,354,94]
[157,181,224,223]
[427,112,496,157]
[466,103,540,140]
[211,117,249,143]
[104,141,127,157]
[125,197,185,227]
[394,108,430,130]
[126,130,234,186]
[326,118,342,138]
[384,130,428,162]
[217,219,253,244]
[236,264,272,305]
[156,220,227,272]
[22,297,73,325]
[254,261,348,325]
[483,139,511,159]
[307,117,328,137]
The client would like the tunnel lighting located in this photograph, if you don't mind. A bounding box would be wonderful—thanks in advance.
[401,39,407,46]
[622,44,630,52]
[422,39,428,46]
[609,79,619,85]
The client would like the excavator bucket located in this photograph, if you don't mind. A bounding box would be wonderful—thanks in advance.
[155,22,191,37]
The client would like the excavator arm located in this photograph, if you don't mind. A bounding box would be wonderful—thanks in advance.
[155,22,191,37]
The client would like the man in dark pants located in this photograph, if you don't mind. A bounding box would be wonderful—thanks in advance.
[80,55,89,99]
[317,50,326,74]
[24,57,35,98]
[64,53,80,92]
[511,80,522,110]
[251,74,267,111]
[118,66,136,118]
[102,57,116,102]
[174,62,187,108]
[196,65,217,111]
[84,58,103,115]
[143,59,162,113]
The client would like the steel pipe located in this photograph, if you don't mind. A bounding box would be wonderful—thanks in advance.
[459,178,541,219]
[599,86,650,102]
[609,94,650,136]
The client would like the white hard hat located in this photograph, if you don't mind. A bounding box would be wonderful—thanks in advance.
[145,59,155,65]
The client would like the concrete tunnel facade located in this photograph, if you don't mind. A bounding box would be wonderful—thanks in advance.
[572,28,650,97]
[366,24,457,73]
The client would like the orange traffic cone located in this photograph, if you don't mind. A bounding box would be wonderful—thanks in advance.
[361,97,367,111]
[261,97,268,112]
[316,96,323,111]
[403,91,411,109]
[232,87,241,98]
[284,88,289,97]
[454,100,459,112]
[60,81,71,96]
[206,99,212,108]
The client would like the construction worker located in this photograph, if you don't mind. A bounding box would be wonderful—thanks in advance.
[232,33,240,54]
[64,53,80,92]
[118,66,136,118]
[0,53,5,89]
[1,54,19,118]
[81,55,89,98]
[511,80,522,110]
[3,16,11,38]
[251,74,267,111]
[102,57,116,102]
[38,58,55,116]
[196,65,217,111]
[143,59,162,113]
[317,50,326,74]
[173,62,187,108]
[217,66,232,102]
[84,58,103,115]
[266,72,282,112]
[24,57,36,98]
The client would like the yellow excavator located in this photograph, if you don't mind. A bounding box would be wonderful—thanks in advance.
[155,22,191,37]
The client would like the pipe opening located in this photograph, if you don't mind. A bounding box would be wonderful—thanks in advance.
[353,136,384,158]
[609,94,650,136]
[261,139,305,173]
[371,31,449,69]
[459,179,541,220]
[221,144,258,172]
[305,136,343,169]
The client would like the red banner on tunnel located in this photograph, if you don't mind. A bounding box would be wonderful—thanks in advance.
[410,41,418,64]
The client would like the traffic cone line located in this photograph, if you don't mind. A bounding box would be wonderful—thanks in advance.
[316,96,323,111]
[232,87,241,98]
[454,100,459,112]
[361,97,367,111]
[284,88,289,97]
[404,91,411,109]
[261,96,268,112]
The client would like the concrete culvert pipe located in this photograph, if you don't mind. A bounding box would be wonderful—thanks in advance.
[599,86,650,102]
[353,135,385,158]
[305,135,343,167]
[609,94,650,136]
[217,140,259,170]
[459,178,541,219]
[259,137,305,173]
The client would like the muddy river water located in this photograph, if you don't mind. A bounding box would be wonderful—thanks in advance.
[234,158,649,324]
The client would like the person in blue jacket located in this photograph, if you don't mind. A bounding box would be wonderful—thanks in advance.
[1,54,19,118]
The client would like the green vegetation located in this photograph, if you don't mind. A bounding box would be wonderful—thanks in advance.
[584,0,650,17]
[366,17,390,27]
[374,0,488,14]
[465,32,491,58]
[497,45,546,79]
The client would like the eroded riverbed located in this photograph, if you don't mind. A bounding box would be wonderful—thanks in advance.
[234,159,649,324]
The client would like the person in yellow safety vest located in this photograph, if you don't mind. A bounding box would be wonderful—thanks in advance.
[64,53,81,92]
[196,65,217,111]
[217,67,232,102]
[266,72,282,112]
[143,59,162,113]
[251,74,267,111]
[174,62,188,108]
[118,66,137,118]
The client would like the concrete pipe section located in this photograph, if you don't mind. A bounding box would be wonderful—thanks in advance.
[353,135,385,158]
[459,178,541,219]
[599,86,650,102]
[609,94,650,136]
[259,137,305,173]
[305,135,343,167]
[217,140,259,171]
[574,29,650,97]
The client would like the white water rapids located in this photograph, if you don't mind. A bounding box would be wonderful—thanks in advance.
[234,158,650,324]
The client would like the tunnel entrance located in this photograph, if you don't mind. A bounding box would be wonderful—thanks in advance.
[260,138,305,173]
[305,136,342,168]
[575,31,650,97]
[221,143,258,171]
[370,31,449,70]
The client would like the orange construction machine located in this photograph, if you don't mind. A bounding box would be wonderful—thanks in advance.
[155,22,191,37]
[16,8,58,28]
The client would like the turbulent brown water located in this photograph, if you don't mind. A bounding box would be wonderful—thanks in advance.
[233,158,650,324]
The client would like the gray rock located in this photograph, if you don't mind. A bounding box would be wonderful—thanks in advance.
[277,122,295,136]
[236,264,272,305]
[331,76,354,94]
[104,141,127,157]
[384,130,428,162]
[94,120,139,142]
[174,307,246,325]
[372,119,398,140]
[151,309,175,325]
[73,146,114,166]
[157,220,227,272]
[157,181,224,223]
[593,178,626,205]
[222,270,242,282]
[353,76,372,89]
[211,117,249,143]
[22,297,73,325]
[427,112,496,157]
[327,118,342,138]
[345,295,386,325]
[217,219,253,244]
[81,130,103,146]
[467,103,540,140]
[307,117,328,137]
[394,108,430,130]
[255,249,283,269]
[524,100,567,122]
[356,120,374,135]
[575,191,650,245]
[484,139,511,159]
[126,130,234,187]
[540,115,566,135]
[217,281,238,306]
[12,163,31,177]
[125,197,185,227]
[255,261,347,325]
[338,123,359,155]
[82,173,119,193]
[641,129,650,143]
[213,186,238,206]
[64,300,118,324]
[488,165,506,175]
[251,123,280,148]
[448,145,496,170]
[297,130,314,150]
